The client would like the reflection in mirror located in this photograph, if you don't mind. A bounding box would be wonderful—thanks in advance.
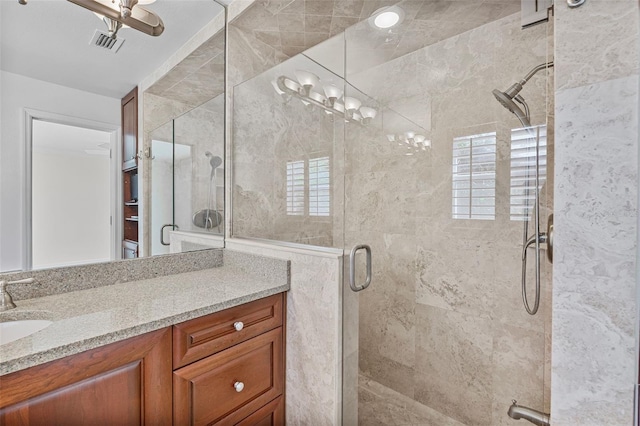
[231,45,429,249]
[143,32,225,257]
[0,0,226,272]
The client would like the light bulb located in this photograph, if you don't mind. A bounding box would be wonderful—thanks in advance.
[414,134,426,144]
[359,106,377,125]
[359,107,377,119]
[344,97,362,111]
[295,70,320,92]
[374,11,400,29]
[323,84,343,101]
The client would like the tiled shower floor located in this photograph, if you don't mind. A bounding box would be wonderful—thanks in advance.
[358,376,465,426]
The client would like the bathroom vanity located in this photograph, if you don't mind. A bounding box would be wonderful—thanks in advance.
[0,251,289,425]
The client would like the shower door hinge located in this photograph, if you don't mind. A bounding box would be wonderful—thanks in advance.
[522,0,553,28]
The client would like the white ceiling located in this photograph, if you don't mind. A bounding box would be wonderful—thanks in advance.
[0,0,224,99]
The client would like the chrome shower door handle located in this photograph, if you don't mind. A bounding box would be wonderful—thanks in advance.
[160,224,179,246]
[349,244,372,292]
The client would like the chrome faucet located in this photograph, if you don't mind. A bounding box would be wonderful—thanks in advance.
[0,278,35,312]
[508,400,550,426]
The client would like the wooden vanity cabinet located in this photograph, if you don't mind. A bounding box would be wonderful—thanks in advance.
[173,293,285,426]
[0,293,286,426]
[0,328,172,426]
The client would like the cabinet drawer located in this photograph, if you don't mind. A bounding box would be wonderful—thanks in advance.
[235,396,284,426]
[173,327,284,426]
[173,293,283,368]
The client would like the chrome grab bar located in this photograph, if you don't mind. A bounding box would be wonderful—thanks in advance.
[160,223,179,246]
[349,244,372,292]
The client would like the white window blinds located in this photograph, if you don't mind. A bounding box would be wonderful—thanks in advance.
[309,157,330,216]
[286,160,305,216]
[286,157,330,217]
[452,132,497,220]
[510,125,547,221]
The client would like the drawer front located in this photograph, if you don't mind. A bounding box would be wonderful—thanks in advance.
[173,293,283,368]
[173,327,284,426]
[235,396,284,426]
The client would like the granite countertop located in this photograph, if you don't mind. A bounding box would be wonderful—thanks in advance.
[0,259,290,376]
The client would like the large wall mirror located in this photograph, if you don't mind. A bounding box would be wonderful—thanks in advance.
[0,0,226,273]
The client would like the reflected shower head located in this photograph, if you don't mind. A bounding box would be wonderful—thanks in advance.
[204,151,223,182]
[205,151,223,169]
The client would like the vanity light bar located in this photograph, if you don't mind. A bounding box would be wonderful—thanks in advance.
[273,74,377,126]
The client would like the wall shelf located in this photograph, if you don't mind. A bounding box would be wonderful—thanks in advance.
[122,87,139,258]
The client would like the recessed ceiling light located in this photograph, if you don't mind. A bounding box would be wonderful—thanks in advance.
[370,6,405,29]
[374,11,400,28]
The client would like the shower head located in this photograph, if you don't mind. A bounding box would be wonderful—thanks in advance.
[492,89,531,128]
[493,61,553,128]
[205,151,223,169]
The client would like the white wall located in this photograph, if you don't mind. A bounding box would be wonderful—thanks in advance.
[0,71,120,272]
[32,149,110,269]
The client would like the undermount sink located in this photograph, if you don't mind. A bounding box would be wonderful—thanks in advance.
[0,320,53,345]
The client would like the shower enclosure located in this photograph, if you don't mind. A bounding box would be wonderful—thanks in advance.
[147,95,225,256]
[232,1,553,424]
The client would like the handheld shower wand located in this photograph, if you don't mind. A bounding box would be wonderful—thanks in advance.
[492,61,554,316]
[203,151,223,232]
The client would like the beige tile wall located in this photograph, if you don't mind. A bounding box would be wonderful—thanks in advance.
[551,1,639,424]
[229,2,556,425]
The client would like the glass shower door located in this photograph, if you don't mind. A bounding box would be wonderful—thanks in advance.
[341,3,553,425]
[149,120,175,256]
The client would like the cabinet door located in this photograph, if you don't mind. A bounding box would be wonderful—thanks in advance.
[173,327,284,426]
[0,328,172,426]
[235,397,284,426]
[122,87,138,171]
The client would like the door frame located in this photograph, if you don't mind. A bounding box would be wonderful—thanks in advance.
[23,108,122,270]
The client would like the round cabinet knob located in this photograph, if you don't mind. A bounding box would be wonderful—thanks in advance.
[234,321,244,331]
[234,381,245,393]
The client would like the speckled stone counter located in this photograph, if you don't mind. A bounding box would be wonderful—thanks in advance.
[0,250,290,376]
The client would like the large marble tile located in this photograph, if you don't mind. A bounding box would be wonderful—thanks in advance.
[491,323,545,405]
[358,375,466,426]
[414,305,495,426]
[555,0,640,91]
[344,170,419,235]
[552,75,639,425]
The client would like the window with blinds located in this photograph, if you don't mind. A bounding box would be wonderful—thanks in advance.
[286,157,330,217]
[510,125,547,221]
[309,157,330,216]
[452,132,497,220]
[286,160,304,216]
